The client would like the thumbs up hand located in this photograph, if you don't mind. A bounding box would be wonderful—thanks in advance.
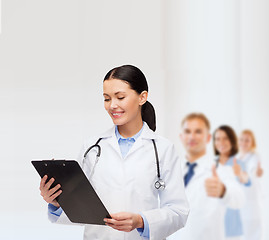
[233,158,241,177]
[233,158,249,183]
[212,164,218,178]
[205,165,226,198]
[256,161,264,177]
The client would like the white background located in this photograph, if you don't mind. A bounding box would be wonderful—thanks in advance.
[0,1,268,239]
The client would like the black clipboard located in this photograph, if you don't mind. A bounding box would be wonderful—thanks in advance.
[32,160,111,225]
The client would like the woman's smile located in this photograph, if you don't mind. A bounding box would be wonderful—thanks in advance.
[111,111,124,118]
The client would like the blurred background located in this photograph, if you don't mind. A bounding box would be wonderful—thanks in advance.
[0,0,268,239]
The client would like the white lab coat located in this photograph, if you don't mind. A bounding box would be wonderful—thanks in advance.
[237,153,263,240]
[54,123,189,240]
[168,155,245,240]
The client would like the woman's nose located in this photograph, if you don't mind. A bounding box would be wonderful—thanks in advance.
[110,99,118,109]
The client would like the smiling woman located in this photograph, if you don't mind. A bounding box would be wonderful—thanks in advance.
[213,125,247,240]
[103,79,145,137]
[103,65,154,137]
[38,64,189,240]
[237,130,263,240]
[103,65,156,134]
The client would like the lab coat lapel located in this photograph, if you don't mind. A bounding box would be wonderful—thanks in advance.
[99,123,157,159]
[125,136,144,158]
[192,155,213,181]
[124,123,157,159]
[99,126,122,159]
[191,166,205,181]
[183,154,212,184]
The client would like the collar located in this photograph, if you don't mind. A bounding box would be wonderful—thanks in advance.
[98,122,157,140]
[183,154,214,170]
[215,155,236,166]
[115,123,144,141]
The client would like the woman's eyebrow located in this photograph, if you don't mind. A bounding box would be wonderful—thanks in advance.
[115,91,126,95]
[103,91,126,96]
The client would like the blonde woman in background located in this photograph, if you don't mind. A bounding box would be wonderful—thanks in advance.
[237,130,263,240]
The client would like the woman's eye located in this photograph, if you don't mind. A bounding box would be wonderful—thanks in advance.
[104,99,110,102]
[118,97,125,100]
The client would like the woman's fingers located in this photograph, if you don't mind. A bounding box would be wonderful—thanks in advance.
[40,175,48,189]
[105,219,132,232]
[45,189,62,203]
[40,176,55,191]
[45,184,62,204]
[104,212,143,232]
[105,217,129,226]
[45,178,56,191]
[48,183,61,196]
[39,176,62,206]
[105,223,132,232]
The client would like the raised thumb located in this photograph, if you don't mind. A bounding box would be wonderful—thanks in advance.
[233,158,237,165]
[257,161,261,168]
[212,165,218,178]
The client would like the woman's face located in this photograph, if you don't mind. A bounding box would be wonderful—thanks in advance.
[239,133,253,153]
[103,79,147,128]
[214,130,232,156]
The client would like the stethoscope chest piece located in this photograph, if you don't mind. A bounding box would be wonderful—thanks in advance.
[155,179,165,190]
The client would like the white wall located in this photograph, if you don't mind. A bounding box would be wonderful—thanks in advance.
[240,0,269,235]
[163,0,269,239]
[0,1,268,239]
[163,0,242,144]
[0,1,164,239]
[0,0,2,34]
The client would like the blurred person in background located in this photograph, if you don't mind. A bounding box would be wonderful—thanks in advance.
[237,129,263,240]
[213,125,249,240]
[168,113,244,240]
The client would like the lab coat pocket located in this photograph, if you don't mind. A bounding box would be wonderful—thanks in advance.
[133,174,159,210]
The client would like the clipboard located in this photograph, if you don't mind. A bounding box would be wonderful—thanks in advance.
[31,160,111,225]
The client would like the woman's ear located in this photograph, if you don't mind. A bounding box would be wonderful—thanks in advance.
[139,91,148,106]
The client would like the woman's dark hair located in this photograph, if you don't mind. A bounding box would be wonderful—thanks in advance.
[104,65,156,131]
[213,125,238,156]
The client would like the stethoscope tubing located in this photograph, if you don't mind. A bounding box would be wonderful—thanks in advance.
[83,138,165,190]
[83,138,102,159]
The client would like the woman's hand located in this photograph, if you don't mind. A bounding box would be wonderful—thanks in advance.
[39,175,62,208]
[232,158,250,184]
[104,212,144,232]
[256,161,264,177]
[232,158,242,177]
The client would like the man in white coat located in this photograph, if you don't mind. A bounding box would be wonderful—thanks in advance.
[168,113,244,240]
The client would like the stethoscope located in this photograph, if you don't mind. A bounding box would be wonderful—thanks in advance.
[82,138,165,190]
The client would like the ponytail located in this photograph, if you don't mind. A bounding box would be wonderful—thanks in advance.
[142,101,156,132]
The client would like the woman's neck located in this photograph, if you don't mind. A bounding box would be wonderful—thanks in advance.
[239,150,252,158]
[218,154,230,165]
[117,121,144,138]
